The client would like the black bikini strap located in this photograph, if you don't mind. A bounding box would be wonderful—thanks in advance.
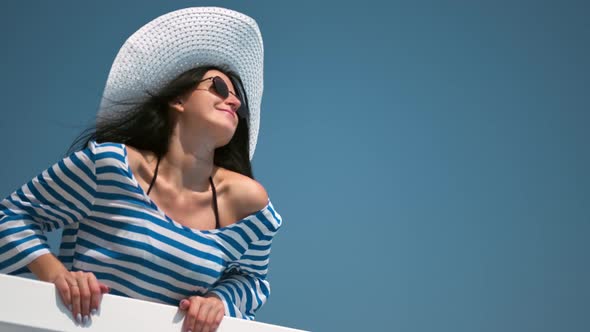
[146,157,220,229]
[146,156,161,196]
[209,176,220,228]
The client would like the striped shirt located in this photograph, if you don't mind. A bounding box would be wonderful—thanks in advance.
[0,141,282,320]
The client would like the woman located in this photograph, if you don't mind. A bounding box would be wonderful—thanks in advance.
[0,7,281,332]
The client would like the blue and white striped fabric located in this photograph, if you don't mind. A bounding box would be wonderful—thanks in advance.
[0,141,282,320]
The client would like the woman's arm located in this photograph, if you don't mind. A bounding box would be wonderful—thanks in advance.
[0,142,107,324]
[0,144,96,273]
[207,238,275,320]
[28,252,69,282]
[179,169,282,330]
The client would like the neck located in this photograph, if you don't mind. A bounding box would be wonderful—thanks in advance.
[157,128,217,193]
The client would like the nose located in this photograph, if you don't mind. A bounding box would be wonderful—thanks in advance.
[225,93,242,112]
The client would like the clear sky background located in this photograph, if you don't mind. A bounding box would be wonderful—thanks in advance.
[0,1,588,331]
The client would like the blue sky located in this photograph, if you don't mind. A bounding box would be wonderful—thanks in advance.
[1,1,589,331]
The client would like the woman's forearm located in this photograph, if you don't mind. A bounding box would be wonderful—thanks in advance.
[27,253,68,282]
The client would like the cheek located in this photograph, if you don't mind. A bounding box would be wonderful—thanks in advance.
[183,100,210,118]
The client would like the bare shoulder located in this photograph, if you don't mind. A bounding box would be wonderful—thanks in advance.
[124,144,154,170]
[124,144,142,167]
[219,168,269,217]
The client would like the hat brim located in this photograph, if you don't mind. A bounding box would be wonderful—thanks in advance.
[98,7,263,160]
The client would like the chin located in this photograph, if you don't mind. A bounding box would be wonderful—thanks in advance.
[216,130,237,147]
[210,118,237,146]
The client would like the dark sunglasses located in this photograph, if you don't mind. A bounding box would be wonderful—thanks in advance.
[195,76,242,104]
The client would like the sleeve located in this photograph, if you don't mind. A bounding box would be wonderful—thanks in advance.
[208,238,276,320]
[0,143,97,274]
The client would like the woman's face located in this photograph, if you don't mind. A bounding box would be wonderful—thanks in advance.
[176,69,242,145]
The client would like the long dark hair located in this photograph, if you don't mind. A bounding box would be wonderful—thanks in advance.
[69,66,253,178]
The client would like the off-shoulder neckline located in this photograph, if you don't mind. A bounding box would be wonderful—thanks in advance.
[119,143,272,235]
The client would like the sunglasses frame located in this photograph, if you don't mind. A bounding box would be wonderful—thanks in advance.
[195,76,240,100]
[193,75,247,119]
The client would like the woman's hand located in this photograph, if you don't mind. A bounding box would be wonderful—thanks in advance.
[51,270,110,325]
[28,254,110,325]
[179,294,225,332]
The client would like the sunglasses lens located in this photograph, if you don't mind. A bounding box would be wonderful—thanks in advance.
[209,76,244,114]
[212,77,229,98]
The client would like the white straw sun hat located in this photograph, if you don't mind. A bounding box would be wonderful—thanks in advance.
[98,7,264,159]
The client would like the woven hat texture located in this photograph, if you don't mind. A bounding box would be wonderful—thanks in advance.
[98,7,264,159]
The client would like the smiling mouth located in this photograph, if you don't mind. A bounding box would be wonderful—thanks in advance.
[218,109,236,117]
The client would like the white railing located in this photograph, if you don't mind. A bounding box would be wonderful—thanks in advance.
[0,274,306,332]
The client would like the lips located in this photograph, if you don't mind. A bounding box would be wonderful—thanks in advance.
[218,109,236,118]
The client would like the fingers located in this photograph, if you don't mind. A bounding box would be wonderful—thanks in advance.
[195,303,212,332]
[54,276,72,311]
[183,297,201,332]
[52,271,105,325]
[200,304,218,332]
[99,282,110,294]
[182,296,224,332]
[69,278,82,323]
[179,299,190,311]
[214,310,224,331]
[77,275,92,321]
[87,273,103,314]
